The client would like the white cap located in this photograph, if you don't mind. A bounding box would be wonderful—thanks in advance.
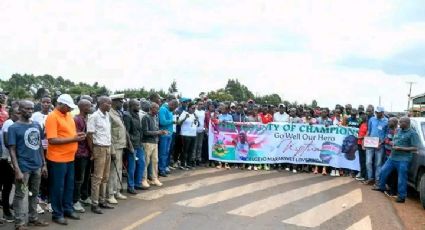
[57,94,77,109]
[376,106,385,113]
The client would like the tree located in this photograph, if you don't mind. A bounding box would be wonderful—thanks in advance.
[207,89,234,102]
[224,79,254,102]
[255,94,282,106]
[311,100,318,108]
[168,80,178,94]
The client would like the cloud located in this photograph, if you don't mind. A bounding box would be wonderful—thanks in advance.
[0,0,424,111]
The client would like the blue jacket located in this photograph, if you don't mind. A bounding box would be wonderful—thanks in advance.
[367,116,388,141]
[159,104,174,133]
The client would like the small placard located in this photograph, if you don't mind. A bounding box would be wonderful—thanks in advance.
[364,137,380,148]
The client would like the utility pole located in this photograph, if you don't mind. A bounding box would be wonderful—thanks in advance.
[407,81,416,111]
[379,96,381,106]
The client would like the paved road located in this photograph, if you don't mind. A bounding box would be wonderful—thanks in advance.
[2,168,405,230]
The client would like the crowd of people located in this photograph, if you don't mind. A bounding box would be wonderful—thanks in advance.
[0,90,419,230]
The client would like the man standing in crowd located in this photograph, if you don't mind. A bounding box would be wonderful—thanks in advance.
[194,100,206,166]
[107,94,128,204]
[31,96,52,131]
[365,106,388,186]
[73,99,92,213]
[45,94,84,225]
[0,90,9,127]
[273,104,289,122]
[366,105,374,119]
[232,104,246,122]
[158,99,178,177]
[9,100,49,229]
[374,117,419,203]
[87,96,114,214]
[124,99,145,193]
[142,103,167,187]
[0,105,19,223]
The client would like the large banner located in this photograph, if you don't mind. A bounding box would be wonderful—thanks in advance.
[209,122,360,170]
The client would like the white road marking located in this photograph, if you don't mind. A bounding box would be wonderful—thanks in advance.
[161,168,220,182]
[135,171,275,200]
[176,174,308,207]
[346,216,372,230]
[282,189,363,228]
[122,211,162,230]
[228,177,353,217]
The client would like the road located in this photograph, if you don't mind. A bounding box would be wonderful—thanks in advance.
[1,168,408,230]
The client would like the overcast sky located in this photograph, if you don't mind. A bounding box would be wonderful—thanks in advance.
[1,0,424,111]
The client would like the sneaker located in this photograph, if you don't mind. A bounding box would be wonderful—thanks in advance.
[225,163,230,170]
[384,191,397,198]
[253,166,258,171]
[73,202,86,213]
[292,169,297,173]
[151,179,163,187]
[80,198,92,206]
[355,173,361,178]
[168,166,176,170]
[107,196,118,205]
[330,170,336,177]
[216,163,222,169]
[285,167,290,171]
[3,213,14,223]
[247,166,252,170]
[362,179,375,185]
[355,177,365,181]
[396,197,405,203]
[264,165,270,171]
[37,204,45,214]
[142,180,151,189]
[46,203,53,213]
[115,193,127,200]
[335,170,340,177]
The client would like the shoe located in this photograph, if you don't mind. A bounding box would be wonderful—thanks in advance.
[355,172,361,178]
[151,179,163,187]
[80,198,92,206]
[64,212,80,220]
[127,188,138,195]
[158,172,168,177]
[225,163,230,169]
[292,169,297,173]
[216,164,222,169]
[37,204,45,214]
[116,193,127,200]
[91,205,103,214]
[15,224,29,230]
[135,186,149,191]
[46,203,53,213]
[3,213,14,223]
[253,166,258,171]
[355,177,365,181]
[73,201,86,213]
[28,219,49,227]
[371,186,385,193]
[52,217,68,225]
[363,180,375,185]
[107,196,118,204]
[233,165,239,169]
[247,166,252,170]
[330,170,336,176]
[335,170,340,177]
[264,165,270,171]
[142,180,151,189]
[168,166,176,170]
[99,202,114,209]
[285,167,290,171]
[396,197,405,203]
[384,191,398,198]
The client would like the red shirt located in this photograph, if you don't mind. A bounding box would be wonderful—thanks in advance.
[358,122,368,145]
[259,113,273,124]
[0,107,9,127]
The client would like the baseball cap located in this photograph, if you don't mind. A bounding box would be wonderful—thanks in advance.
[57,94,77,109]
[110,93,125,101]
[376,106,385,113]
[279,103,285,107]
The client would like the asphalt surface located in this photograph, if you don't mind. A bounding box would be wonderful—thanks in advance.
[1,167,407,230]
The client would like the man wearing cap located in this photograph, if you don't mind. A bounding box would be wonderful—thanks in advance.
[364,106,388,186]
[273,104,289,122]
[106,94,128,204]
[158,99,179,176]
[87,96,114,214]
[45,94,85,225]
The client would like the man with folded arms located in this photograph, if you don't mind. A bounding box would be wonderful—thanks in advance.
[87,96,114,214]
[45,94,85,225]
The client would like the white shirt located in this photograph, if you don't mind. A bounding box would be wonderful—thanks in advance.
[194,109,206,133]
[173,114,177,133]
[273,112,289,122]
[0,119,14,159]
[31,111,49,131]
[179,111,197,137]
[87,109,112,146]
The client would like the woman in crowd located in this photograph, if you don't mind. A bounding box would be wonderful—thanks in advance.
[178,102,199,169]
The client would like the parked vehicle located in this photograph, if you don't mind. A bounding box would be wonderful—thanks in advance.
[408,117,425,209]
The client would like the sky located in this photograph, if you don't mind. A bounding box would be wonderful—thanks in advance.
[0,0,425,111]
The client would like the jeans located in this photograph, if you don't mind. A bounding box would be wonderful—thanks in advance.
[0,159,14,216]
[357,144,367,179]
[143,143,159,181]
[48,161,74,219]
[366,147,384,182]
[127,147,145,189]
[91,146,111,205]
[379,159,410,199]
[158,134,172,174]
[194,132,204,162]
[74,157,91,203]
[108,148,124,196]
[14,169,41,225]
